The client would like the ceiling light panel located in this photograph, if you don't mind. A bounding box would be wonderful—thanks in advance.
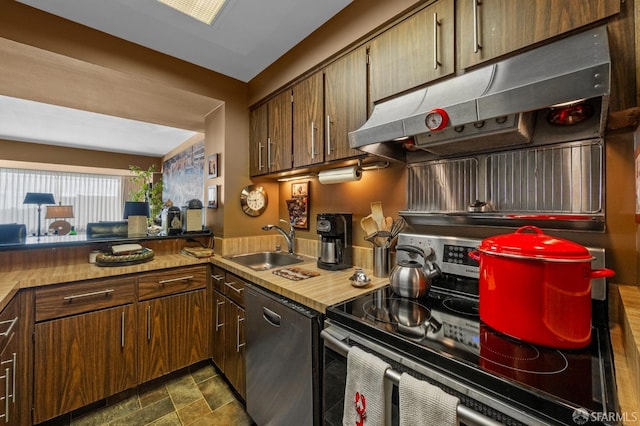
[157,0,226,24]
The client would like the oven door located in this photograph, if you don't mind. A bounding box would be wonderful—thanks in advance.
[321,323,556,426]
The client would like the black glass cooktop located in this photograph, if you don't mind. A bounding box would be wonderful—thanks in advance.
[326,285,619,425]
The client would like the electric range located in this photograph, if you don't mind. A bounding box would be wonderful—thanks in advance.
[323,233,620,426]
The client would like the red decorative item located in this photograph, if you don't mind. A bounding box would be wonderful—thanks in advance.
[469,226,615,349]
[354,391,367,426]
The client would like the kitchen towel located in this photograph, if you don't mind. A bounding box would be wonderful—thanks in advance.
[399,372,459,426]
[342,346,391,426]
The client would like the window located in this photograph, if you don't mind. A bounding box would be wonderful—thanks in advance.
[0,167,126,235]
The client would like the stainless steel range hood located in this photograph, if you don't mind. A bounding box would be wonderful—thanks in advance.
[349,25,611,162]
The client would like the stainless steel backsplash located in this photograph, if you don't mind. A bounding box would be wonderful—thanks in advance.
[406,139,603,214]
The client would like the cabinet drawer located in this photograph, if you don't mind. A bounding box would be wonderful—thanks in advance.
[224,273,247,307]
[138,266,207,301]
[35,278,135,322]
[211,265,226,293]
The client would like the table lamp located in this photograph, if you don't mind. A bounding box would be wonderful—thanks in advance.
[45,203,75,235]
[123,201,149,237]
[23,192,56,239]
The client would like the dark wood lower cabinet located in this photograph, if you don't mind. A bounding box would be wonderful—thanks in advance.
[224,300,245,399]
[212,290,226,370]
[32,265,211,423]
[138,289,209,384]
[33,304,137,424]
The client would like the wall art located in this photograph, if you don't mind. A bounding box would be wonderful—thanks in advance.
[208,153,219,178]
[287,181,309,229]
[208,185,218,209]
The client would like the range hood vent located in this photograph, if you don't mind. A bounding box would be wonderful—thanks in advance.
[349,25,611,162]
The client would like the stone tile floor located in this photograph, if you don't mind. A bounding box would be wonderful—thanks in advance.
[39,362,255,426]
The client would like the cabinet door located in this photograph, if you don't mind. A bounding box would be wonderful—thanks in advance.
[138,289,209,384]
[212,291,226,371]
[324,46,368,161]
[456,0,620,69]
[249,103,269,176]
[369,0,454,103]
[0,296,20,426]
[293,72,324,168]
[267,90,293,173]
[33,304,137,424]
[225,301,245,399]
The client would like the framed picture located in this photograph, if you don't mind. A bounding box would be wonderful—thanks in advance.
[291,182,308,197]
[636,146,640,223]
[208,153,219,178]
[288,181,309,229]
[208,185,218,209]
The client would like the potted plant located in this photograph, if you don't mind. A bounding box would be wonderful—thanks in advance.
[129,165,163,224]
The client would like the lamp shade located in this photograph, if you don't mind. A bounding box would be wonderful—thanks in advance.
[123,201,150,219]
[45,205,74,219]
[23,192,56,205]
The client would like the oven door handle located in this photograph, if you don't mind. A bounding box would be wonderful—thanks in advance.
[320,329,503,426]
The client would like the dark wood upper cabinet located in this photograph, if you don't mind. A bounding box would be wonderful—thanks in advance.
[293,72,324,168]
[324,46,368,161]
[456,0,620,70]
[250,91,293,176]
[249,103,269,176]
[369,0,454,103]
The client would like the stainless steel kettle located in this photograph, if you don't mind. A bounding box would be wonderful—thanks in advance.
[389,245,441,298]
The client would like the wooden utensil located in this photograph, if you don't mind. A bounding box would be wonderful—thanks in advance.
[360,215,379,237]
[370,201,385,229]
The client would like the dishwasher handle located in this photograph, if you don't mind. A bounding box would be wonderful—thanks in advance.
[262,307,281,327]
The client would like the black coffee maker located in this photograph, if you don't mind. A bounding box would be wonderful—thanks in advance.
[317,213,353,271]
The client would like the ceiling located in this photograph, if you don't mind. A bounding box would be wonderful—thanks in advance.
[5,0,352,157]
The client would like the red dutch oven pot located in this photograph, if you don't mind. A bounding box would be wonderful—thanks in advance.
[468,226,615,349]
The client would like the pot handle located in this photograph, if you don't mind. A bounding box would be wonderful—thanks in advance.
[515,225,544,235]
[396,244,427,260]
[468,250,480,261]
[589,268,615,279]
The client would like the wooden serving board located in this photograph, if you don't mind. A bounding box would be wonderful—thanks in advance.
[272,267,320,281]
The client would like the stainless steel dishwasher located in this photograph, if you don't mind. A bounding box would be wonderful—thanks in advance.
[245,283,322,426]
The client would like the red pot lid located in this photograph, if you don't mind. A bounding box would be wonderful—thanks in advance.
[478,225,594,262]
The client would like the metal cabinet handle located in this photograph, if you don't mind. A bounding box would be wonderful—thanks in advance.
[63,289,114,301]
[146,305,151,341]
[215,300,225,331]
[121,311,125,349]
[236,315,245,351]
[258,142,264,171]
[158,275,193,285]
[0,318,17,338]
[4,367,9,423]
[433,12,441,69]
[473,0,482,53]
[262,307,281,327]
[225,281,244,294]
[326,115,332,155]
[310,121,316,159]
[267,137,273,168]
[211,274,224,281]
[10,353,15,404]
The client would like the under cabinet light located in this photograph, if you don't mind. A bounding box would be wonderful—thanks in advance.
[277,174,317,182]
[157,0,226,25]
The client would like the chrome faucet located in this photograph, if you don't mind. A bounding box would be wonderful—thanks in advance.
[262,219,296,254]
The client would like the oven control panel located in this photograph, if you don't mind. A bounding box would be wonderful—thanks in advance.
[396,233,481,279]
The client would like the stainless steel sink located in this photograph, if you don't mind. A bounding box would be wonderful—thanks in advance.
[224,251,306,271]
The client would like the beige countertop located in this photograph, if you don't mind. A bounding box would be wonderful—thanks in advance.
[210,255,388,313]
[0,252,388,314]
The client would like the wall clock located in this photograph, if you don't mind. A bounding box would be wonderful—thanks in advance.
[240,185,268,216]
